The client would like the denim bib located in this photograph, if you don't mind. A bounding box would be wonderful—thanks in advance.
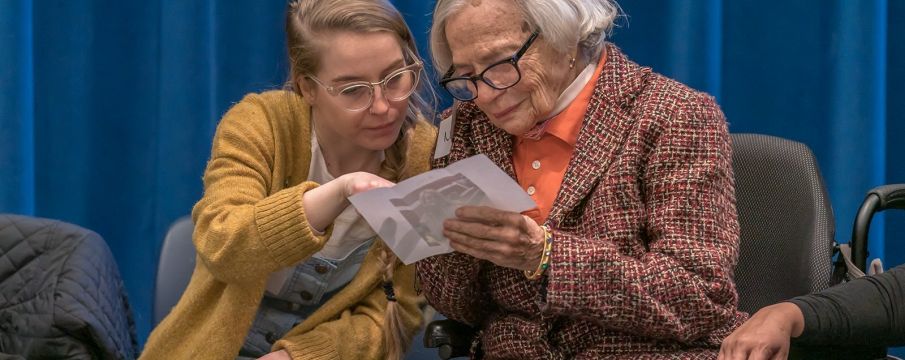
[239,238,375,357]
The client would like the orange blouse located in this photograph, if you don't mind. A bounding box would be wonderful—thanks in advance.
[513,54,606,224]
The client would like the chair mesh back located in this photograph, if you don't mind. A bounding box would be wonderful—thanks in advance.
[731,134,835,314]
[153,216,196,325]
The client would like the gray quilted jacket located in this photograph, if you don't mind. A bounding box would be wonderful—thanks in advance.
[0,214,137,359]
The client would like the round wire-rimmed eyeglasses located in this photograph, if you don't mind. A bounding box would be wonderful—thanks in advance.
[307,61,423,112]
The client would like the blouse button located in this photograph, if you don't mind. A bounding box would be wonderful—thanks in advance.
[531,160,541,170]
[527,186,536,196]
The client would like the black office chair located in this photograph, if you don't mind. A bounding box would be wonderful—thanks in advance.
[424,134,901,359]
[732,134,898,359]
[730,133,836,314]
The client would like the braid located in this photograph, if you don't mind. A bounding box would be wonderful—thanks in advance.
[378,245,409,360]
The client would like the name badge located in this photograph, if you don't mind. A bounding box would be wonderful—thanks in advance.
[433,112,454,159]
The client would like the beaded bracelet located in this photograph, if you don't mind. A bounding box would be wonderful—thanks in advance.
[524,225,553,280]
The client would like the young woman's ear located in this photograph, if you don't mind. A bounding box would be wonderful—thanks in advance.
[297,76,317,102]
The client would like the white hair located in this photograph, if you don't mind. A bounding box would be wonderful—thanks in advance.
[430,0,621,73]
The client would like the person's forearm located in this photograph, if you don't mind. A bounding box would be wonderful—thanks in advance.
[302,179,349,232]
[791,265,905,346]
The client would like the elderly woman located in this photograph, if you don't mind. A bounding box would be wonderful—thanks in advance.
[416,0,747,358]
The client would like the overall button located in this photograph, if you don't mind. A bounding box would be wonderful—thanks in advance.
[314,264,329,274]
[266,332,278,344]
[300,291,313,301]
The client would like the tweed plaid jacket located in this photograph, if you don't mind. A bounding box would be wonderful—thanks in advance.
[416,44,748,359]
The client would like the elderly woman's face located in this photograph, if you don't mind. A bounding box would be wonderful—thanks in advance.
[445,0,575,136]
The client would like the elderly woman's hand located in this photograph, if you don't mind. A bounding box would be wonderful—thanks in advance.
[443,206,545,271]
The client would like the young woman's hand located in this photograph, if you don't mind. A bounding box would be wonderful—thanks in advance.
[303,172,394,232]
[339,171,395,198]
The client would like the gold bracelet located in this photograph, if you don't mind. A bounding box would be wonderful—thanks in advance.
[524,225,553,280]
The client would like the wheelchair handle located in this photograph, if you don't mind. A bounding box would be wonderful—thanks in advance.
[850,184,905,271]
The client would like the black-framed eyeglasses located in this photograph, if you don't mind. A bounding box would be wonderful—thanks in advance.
[307,61,423,112]
[439,30,539,102]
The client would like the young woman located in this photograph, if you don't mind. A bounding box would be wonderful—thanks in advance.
[141,1,437,359]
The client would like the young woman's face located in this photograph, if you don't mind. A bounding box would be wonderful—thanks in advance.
[301,31,414,151]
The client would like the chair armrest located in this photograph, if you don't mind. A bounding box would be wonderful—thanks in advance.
[423,319,476,360]
[868,184,905,211]
[851,183,905,270]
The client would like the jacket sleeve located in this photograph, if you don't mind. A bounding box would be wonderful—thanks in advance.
[416,253,493,327]
[273,263,425,360]
[543,94,742,343]
[191,94,331,285]
[791,264,905,346]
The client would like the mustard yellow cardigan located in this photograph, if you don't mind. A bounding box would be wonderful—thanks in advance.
[141,90,437,360]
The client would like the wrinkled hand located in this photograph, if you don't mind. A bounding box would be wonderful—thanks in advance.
[339,171,395,198]
[443,206,545,271]
[257,350,291,360]
[718,302,805,360]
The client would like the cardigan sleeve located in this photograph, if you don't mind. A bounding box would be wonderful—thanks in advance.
[273,262,425,360]
[191,94,332,285]
[542,93,742,343]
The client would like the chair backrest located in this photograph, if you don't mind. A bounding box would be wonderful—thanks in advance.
[153,216,196,325]
[730,134,836,314]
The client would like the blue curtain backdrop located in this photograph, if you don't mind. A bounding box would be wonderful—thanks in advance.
[1,0,903,352]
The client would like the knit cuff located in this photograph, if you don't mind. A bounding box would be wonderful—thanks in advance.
[254,181,334,267]
[274,334,338,360]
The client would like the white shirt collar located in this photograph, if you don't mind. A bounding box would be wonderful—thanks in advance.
[542,63,597,121]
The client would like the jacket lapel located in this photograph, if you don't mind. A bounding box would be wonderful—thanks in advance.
[547,44,651,227]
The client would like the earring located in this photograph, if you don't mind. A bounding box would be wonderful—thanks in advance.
[569,56,576,69]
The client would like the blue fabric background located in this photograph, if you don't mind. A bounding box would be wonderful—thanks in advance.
[1,0,903,354]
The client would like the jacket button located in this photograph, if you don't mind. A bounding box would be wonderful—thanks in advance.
[300,291,313,301]
[314,264,329,274]
[266,332,278,344]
